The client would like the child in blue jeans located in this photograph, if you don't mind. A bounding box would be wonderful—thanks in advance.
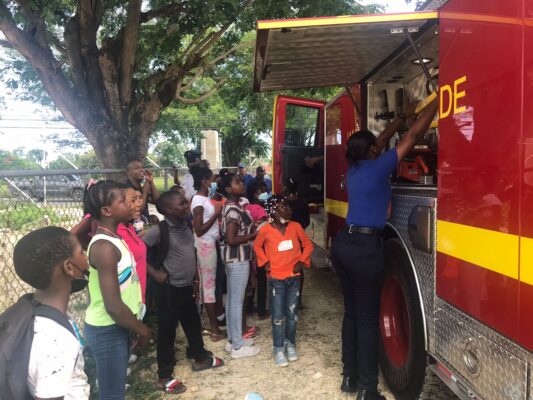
[253,195,314,367]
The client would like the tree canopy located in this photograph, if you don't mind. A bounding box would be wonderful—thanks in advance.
[0,0,382,168]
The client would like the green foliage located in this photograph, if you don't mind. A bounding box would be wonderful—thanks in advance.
[47,150,100,169]
[0,150,40,170]
[0,203,67,230]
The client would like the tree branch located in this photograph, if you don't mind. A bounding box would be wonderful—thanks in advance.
[120,0,142,107]
[0,39,12,48]
[140,3,185,23]
[63,16,87,98]
[175,78,227,104]
[79,0,106,106]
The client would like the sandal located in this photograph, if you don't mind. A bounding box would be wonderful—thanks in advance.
[244,326,260,334]
[158,378,186,394]
[192,356,225,372]
[210,331,227,342]
[243,330,258,340]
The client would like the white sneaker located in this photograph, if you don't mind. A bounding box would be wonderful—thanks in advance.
[274,351,289,367]
[231,345,261,359]
[126,367,131,376]
[286,345,299,362]
[225,338,255,353]
[128,354,138,364]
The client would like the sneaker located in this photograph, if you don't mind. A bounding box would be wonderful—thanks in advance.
[128,354,138,364]
[126,367,131,377]
[231,345,261,359]
[225,338,255,353]
[274,351,289,367]
[285,344,299,362]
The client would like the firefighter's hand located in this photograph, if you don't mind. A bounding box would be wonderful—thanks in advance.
[153,269,168,285]
[293,262,305,274]
[404,99,419,119]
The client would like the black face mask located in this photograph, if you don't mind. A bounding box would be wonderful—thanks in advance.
[70,262,90,294]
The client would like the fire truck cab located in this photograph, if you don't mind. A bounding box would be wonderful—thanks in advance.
[253,1,533,399]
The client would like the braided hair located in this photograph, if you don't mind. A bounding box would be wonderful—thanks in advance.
[191,166,213,191]
[217,169,237,198]
[83,180,122,219]
[14,227,75,290]
[264,194,286,219]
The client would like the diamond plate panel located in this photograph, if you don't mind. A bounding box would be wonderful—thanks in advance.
[434,302,528,400]
[389,190,437,352]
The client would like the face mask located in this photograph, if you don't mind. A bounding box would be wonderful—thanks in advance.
[210,182,218,196]
[70,262,90,294]
[258,192,271,203]
[276,213,289,225]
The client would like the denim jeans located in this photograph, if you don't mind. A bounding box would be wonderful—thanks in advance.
[85,323,130,400]
[331,230,384,391]
[225,261,250,349]
[269,276,300,350]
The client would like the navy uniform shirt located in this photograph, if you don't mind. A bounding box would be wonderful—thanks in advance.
[346,149,398,229]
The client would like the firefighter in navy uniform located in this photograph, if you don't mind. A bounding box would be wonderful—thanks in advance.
[331,98,438,400]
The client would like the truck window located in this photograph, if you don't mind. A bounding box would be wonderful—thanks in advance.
[284,104,319,147]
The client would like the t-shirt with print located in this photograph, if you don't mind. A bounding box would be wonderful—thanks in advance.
[27,316,89,400]
[220,198,254,263]
[142,219,196,287]
[191,194,219,241]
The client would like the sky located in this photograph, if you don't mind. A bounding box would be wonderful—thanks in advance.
[0,1,417,159]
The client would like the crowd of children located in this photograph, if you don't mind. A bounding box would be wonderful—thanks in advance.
[0,155,314,399]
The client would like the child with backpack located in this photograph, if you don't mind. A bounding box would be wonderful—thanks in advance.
[83,181,152,399]
[253,195,314,367]
[142,190,224,394]
[0,227,90,399]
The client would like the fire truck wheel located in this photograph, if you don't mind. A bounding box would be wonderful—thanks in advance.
[379,239,426,400]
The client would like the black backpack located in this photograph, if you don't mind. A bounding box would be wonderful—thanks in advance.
[146,220,170,270]
[0,294,77,400]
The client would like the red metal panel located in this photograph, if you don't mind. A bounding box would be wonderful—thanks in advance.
[437,0,523,338]
[520,0,533,349]
[436,252,521,345]
[325,86,361,244]
[272,96,325,194]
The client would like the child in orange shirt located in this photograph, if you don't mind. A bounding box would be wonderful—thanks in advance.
[253,195,314,367]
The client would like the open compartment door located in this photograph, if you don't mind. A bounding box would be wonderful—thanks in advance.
[272,96,325,204]
[254,11,438,92]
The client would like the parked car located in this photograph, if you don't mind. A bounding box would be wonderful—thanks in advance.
[9,174,85,201]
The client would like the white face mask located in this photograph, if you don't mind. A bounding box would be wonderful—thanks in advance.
[276,213,289,225]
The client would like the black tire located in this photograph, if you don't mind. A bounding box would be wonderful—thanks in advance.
[379,239,427,400]
[71,188,83,202]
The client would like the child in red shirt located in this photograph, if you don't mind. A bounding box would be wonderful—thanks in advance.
[253,195,313,367]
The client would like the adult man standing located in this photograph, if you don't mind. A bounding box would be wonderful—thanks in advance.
[125,160,160,219]
[182,150,202,200]
[237,162,254,189]
[254,165,272,193]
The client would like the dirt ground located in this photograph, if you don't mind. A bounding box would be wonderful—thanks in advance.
[126,265,397,400]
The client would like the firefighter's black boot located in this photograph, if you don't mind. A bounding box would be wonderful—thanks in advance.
[340,375,358,393]
[356,389,386,400]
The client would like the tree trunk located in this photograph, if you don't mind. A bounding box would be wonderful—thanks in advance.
[87,125,150,169]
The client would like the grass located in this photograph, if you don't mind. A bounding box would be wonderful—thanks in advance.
[0,203,69,230]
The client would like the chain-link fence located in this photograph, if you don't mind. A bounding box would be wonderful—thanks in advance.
[0,166,234,326]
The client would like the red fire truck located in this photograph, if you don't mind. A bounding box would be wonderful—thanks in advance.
[253,0,533,399]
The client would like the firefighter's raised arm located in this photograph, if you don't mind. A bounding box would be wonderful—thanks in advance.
[374,99,419,152]
[396,97,438,162]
